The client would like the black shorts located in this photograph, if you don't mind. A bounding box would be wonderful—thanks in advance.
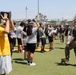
[23,45,27,51]
[27,43,36,53]
[48,36,53,42]
[37,35,40,42]
[11,38,16,46]
[17,38,22,45]
[41,38,46,45]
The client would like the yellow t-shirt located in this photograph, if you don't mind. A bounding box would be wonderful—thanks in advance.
[0,26,10,56]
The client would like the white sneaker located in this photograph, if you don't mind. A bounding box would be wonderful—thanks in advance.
[12,49,15,52]
[27,61,36,66]
[30,62,36,66]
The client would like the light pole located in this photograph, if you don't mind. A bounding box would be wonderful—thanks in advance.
[38,0,39,15]
[25,6,28,20]
[37,0,39,20]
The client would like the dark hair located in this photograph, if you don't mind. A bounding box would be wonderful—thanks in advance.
[27,19,31,23]
[39,22,42,27]
[20,21,26,27]
[23,24,27,32]
[14,22,16,25]
[27,23,33,36]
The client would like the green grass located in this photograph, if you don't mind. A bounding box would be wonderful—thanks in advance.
[8,39,76,75]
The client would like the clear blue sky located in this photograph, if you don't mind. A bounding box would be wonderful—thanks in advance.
[0,0,76,20]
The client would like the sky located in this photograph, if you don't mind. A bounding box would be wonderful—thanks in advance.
[0,0,76,20]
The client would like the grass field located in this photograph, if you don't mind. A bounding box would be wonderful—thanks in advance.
[8,39,76,75]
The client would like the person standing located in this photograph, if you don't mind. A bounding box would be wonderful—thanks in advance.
[0,13,12,75]
[59,25,65,43]
[26,19,40,66]
[16,22,25,54]
[64,20,76,62]
[39,23,46,53]
[9,22,17,55]
[21,24,27,59]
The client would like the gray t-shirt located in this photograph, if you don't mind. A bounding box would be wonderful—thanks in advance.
[68,26,74,36]
[16,26,23,38]
[39,27,46,38]
[27,27,37,43]
[10,30,17,38]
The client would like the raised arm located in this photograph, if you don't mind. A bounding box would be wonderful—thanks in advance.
[1,13,10,34]
[10,20,15,30]
[33,19,40,29]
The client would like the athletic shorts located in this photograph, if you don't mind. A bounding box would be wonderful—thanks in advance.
[48,36,53,42]
[23,45,27,51]
[17,38,22,45]
[41,38,46,45]
[10,38,16,46]
[27,43,36,53]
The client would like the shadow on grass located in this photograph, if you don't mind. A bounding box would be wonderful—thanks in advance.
[35,51,48,53]
[55,47,65,50]
[71,64,76,67]
[55,43,60,44]
[13,58,24,61]
[15,61,27,65]
[12,58,28,65]
[55,62,76,67]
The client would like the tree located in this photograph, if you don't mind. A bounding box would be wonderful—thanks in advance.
[73,14,76,20]
[35,13,47,24]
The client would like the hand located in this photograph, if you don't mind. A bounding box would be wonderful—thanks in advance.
[10,36,13,39]
[32,19,37,22]
[66,42,70,45]
[0,13,8,21]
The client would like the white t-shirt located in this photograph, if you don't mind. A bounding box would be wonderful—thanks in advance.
[16,26,23,38]
[9,27,17,38]
[27,27,37,43]
[48,29,57,36]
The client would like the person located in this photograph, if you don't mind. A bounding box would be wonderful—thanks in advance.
[48,27,57,50]
[0,13,12,75]
[21,23,27,59]
[39,23,46,53]
[9,22,17,56]
[48,25,54,50]
[26,19,40,66]
[16,21,25,54]
[59,25,65,43]
[64,20,76,62]
[36,28,40,48]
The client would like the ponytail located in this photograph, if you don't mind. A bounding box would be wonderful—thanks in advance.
[27,23,33,36]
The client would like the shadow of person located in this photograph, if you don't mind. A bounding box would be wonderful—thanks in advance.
[15,61,27,65]
[13,58,24,61]
[55,62,72,66]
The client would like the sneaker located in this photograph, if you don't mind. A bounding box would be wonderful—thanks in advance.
[50,47,54,51]
[12,49,15,52]
[64,58,69,62]
[19,50,24,54]
[27,62,30,65]
[40,49,45,53]
[27,62,36,66]
[18,50,21,53]
[30,62,36,66]
[21,50,25,54]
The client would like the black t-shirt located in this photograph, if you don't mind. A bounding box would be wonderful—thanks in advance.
[73,27,76,41]
[60,28,65,34]
[68,26,74,36]
[65,28,68,36]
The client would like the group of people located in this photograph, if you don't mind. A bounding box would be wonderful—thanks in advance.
[0,12,76,75]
